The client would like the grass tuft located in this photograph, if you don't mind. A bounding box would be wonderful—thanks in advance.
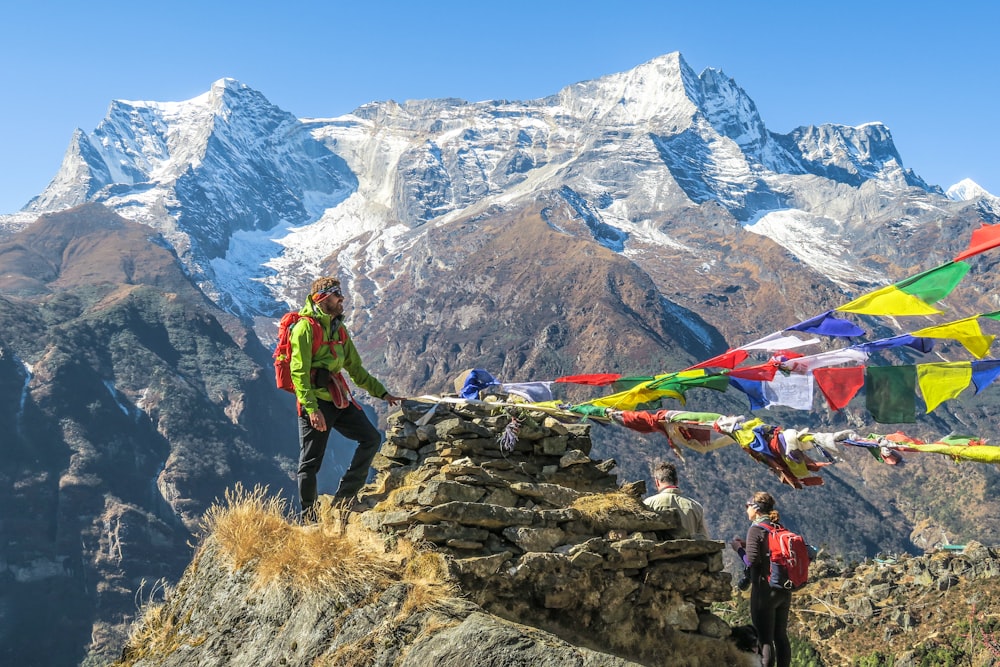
[201,484,397,596]
[400,551,460,616]
[570,491,647,520]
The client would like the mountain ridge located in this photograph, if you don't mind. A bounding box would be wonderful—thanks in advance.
[3,51,1000,665]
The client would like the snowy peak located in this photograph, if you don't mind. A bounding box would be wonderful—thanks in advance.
[25,78,357,305]
[551,52,701,127]
[947,177,992,201]
[770,121,923,187]
[696,67,769,151]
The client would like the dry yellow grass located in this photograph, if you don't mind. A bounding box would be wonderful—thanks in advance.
[115,484,463,666]
[399,551,460,616]
[201,484,398,595]
[569,491,647,521]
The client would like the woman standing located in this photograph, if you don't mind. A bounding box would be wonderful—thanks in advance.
[731,491,791,667]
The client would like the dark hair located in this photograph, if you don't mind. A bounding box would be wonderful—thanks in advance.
[310,276,341,294]
[750,491,780,523]
[652,461,678,486]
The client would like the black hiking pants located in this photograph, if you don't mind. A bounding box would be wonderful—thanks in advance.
[297,398,381,515]
[750,583,792,667]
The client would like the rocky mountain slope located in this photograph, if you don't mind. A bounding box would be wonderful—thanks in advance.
[0,204,299,665]
[2,51,1000,665]
[112,403,756,667]
[785,541,1000,665]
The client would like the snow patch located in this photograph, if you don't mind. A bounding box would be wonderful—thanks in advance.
[744,209,882,286]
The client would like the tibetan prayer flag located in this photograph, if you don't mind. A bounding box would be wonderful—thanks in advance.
[728,362,779,381]
[612,376,657,391]
[569,404,611,418]
[911,316,995,359]
[554,373,622,386]
[587,385,681,410]
[688,349,749,370]
[501,382,554,402]
[729,377,769,411]
[813,366,865,410]
[785,310,865,338]
[739,332,819,352]
[782,348,869,374]
[854,334,934,355]
[866,366,917,424]
[460,369,501,399]
[647,369,729,392]
[971,360,1000,394]
[954,223,1000,261]
[611,377,657,394]
[836,261,969,316]
[916,362,972,412]
[762,373,814,410]
[904,438,1000,464]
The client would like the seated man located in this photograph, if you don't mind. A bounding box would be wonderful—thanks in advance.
[643,460,707,539]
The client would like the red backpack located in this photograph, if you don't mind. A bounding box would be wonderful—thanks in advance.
[760,523,810,590]
[273,312,346,393]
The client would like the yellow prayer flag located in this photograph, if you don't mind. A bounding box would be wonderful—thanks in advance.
[916,362,972,412]
[836,285,943,316]
[911,317,996,359]
[905,443,1000,463]
[587,377,684,410]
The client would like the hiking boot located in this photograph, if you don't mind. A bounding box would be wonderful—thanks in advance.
[332,496,364,513]
[299,505,318,525]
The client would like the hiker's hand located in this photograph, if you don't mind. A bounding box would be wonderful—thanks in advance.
[382,393,404,406]
[309,410,328,432]
[730,537,745,552]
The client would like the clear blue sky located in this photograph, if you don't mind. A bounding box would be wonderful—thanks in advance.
[2,1,998,214]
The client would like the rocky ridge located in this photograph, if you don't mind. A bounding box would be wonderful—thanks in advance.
[116,395,755,666]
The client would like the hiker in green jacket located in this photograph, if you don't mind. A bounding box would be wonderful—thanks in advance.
[290,276,402,520]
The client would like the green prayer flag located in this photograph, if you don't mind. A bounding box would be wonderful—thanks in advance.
[865,366,917,424]
[897,261,970,301]
[611,376,655,392]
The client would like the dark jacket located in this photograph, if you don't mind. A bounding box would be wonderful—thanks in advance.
[744,518,776,586]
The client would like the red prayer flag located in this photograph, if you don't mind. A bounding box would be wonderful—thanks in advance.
[954,223,1000,261]
[813,366,865,410]
[727,362,779,381]
[553,373,622,386]
[688,349,749,370]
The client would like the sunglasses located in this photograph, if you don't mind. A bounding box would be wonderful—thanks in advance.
[746,501,758,509]
[314,286,343,301]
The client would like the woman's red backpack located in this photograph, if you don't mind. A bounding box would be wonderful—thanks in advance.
[760,523,810,590]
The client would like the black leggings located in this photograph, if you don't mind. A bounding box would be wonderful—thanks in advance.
[297,399,381,512]
[750,584,792,667]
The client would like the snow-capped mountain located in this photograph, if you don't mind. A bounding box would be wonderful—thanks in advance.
[20,78,356,315]
[11,52,987,328]
[948,177,991,201]
[5,51,1000,666]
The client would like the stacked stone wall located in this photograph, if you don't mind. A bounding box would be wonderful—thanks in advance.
[355,399,734,660]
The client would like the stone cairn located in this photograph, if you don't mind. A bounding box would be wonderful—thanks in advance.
[354,397,734,659]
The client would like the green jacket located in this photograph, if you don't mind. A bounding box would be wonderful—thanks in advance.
[289,296,388,414]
